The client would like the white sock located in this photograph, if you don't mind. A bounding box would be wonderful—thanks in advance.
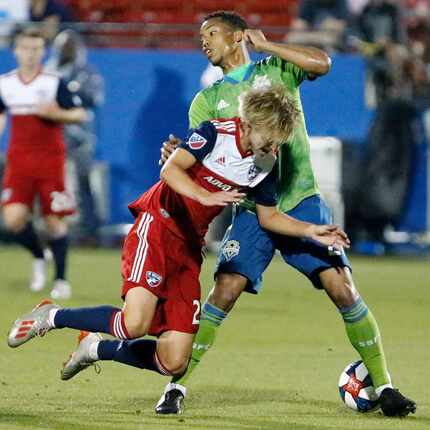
[375,383,393,397]
[48,308,58,328]
[88,340,100,361]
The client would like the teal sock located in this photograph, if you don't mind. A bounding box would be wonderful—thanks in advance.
[340,298,391,391]
[172,302,227,385]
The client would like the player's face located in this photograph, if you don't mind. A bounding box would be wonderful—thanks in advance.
[247,127,279,157]
[14,36,45,69]
[200,19,240,66]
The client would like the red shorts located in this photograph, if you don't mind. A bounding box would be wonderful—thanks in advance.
[121,211,202,336]
[1,164,75,217]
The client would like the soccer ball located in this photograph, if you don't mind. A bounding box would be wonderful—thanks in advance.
[338,360,379,412]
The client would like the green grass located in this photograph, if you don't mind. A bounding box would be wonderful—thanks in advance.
[0,246,429,430]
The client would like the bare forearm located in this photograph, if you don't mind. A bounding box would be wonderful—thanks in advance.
[160,162,210,202]
[263,41,331,76]
[55,108,87,124]
[258,209,313,238]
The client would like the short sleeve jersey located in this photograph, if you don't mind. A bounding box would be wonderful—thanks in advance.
[128,118,277,243]
[188,56,319,213]
[0,69,82,166]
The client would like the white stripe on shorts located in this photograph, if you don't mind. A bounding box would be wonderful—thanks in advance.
[128,212,154,283]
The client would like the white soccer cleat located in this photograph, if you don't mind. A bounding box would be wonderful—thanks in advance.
[7,300,59,348]
[61,331,102,381]
[50,279,72,300]
[29,258,47,292]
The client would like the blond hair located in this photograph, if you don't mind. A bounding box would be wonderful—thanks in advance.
[238,85,300,143]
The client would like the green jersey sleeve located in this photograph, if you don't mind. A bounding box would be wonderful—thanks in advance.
[266,55,307,89]
[188,90,214,128]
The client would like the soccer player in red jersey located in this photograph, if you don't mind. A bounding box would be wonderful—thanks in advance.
[0,28,87,299]
[8,86,349,394]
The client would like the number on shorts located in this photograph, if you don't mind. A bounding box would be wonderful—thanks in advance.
[192,300,200,325]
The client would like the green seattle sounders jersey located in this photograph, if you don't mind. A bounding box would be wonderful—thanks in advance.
[188,56,319,213]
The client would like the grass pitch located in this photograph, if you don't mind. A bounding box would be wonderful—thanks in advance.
[0,246,429,430]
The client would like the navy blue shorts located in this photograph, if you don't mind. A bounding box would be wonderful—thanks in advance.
[215,195,351,293]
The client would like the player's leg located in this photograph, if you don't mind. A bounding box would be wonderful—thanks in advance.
[281,195,416,417]
[44,214,71,299]
[61,329,194,381]
[319,267,416,416]
[39,173,76,300]
[156,208,275,414]
[1,182,46,291]
[7,285,158,348]
[8,211,163,347]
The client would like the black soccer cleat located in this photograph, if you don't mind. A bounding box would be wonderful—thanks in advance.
[379,388,417,417]
[155,389,185,415]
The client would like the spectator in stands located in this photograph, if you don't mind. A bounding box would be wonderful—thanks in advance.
[0,0,29,43]
[287,0,350,51]
[47,29,104,243]
[357,0,404,44]
[30,0,74,40]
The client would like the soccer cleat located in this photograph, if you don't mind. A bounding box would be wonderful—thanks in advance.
[50,279,72,300]
[61,331,102,381]
[7,300,59,348]
[29,258,47,292]
[379,388,417,417]
[155,383,186,415]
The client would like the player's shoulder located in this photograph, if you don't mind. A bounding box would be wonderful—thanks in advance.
[40,69,62,81]
[209,117,239,136]
[0,69,18,81]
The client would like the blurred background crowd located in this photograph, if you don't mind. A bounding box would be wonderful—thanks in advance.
[1,0,430,256]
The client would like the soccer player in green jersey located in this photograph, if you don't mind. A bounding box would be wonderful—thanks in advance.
[156,11,416,417]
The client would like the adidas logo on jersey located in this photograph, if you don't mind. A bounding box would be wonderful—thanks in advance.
[217,99,230,110]
[215,156,225,166]
[203,176,233,191]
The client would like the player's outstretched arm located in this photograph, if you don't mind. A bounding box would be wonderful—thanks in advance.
[256,204,350,249]
[244,29,331,77]
[160,147,245,206]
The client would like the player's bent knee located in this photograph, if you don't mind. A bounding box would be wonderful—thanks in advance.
[4,218,26,234]
[159,354,189,376]
[211,273,246,311]
[320,267,359,308]
[123,318,149,338]
[44,216,68,238]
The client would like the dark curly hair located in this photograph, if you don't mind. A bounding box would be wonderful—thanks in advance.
[202,11,248,31]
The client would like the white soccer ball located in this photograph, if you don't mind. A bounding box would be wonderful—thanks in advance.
[338,360,379,412]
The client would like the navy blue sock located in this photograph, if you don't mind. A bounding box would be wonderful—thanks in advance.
[54,306,121,334]
[97,339,170,375]
[13,223,44,259]
[49,235,68,280]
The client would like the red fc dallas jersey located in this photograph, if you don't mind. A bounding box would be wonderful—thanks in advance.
[0,68,82,175]
[129,118,277,243]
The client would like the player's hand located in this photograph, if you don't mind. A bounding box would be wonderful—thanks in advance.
[36,102,62,121]
[307,224,350,250]
[159,134,182,166]
[197,190,246,207]
[243,29,268,53]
